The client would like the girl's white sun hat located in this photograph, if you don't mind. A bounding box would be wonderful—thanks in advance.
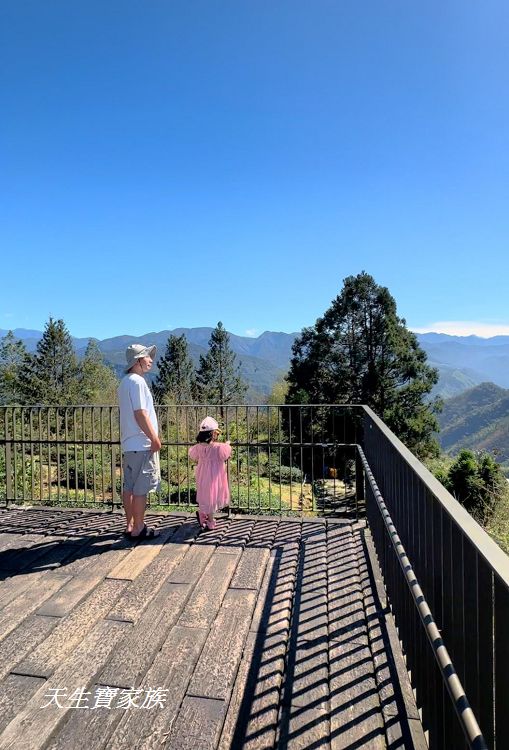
[199,416,219,432]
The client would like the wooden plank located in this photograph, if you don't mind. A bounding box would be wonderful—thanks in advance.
[14,579,129,678]
[98,582,191,688]
[164,696,226,750]
[328,527,366,646]
[45,689,126,750]
[0,619,130,750]
[246,518,279,548]
[106,542,189,623]
[329,641,385,750]
[0,615,59,682]
[277,524,330,750]
[263,545,300,637]
[59,535,131,577]
[107,625,208,750]
[187,589,256,700]
[0,573,71,643]
[0,571,46,609]
[36,574,104,617]
[328,527,385,750]
[193,517,230,547]
[0,675,45,734]
[279,706,330,750]
[230,548,269,590]
[218,519,254,549]
[166,544,215,584]
[0,533,46,558]
[0,539,75,573]
[249,553,276,633]
[105,543,162,580]
[177,551,241,629]
[288,640,329,707]
[221,631,285,750]
[217,632,258,750]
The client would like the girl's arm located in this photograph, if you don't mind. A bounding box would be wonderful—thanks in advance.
[217,442,232,460]
[189,444,201,460]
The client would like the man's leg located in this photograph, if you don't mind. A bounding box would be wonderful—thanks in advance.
[130,494,147,537]
[122,490,134,533]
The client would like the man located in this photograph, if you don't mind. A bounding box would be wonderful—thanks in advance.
[118,343,161,539]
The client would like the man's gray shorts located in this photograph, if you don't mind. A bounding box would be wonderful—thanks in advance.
[122,451,160,495]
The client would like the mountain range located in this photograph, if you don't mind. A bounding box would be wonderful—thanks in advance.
[416,332,509,397]
[0,327,296,401]
[4,326,509,400]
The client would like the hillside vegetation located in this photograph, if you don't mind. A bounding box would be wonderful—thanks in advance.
[438,382,509,473]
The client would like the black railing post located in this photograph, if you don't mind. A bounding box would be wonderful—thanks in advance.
[5,408,12,505]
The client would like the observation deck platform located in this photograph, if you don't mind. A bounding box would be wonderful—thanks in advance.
[0,507,425,749]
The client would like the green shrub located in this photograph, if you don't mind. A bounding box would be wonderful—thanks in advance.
[59,448,114,492]
[443,449,506,525]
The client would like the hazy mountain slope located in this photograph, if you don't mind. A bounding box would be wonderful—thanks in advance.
[429,364,483,399]
[416,334,509,388]
[438,383,509,465]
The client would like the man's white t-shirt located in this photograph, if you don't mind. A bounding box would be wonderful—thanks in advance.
[118,373,158,452]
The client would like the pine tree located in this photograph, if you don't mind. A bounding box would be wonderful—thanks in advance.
[153,334,195,404]
[286,272,441,457]
[0,331,31,404]
[79,339,119,403]
[195,322,247,410]
[20,318,81,404]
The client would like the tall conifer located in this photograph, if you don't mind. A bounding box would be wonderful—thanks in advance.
[195,322,247,410]
[79,339,118,403]
[153,334,195,404]
[0,331,30,404]
[286,273,441,457]
[20,318,80,404]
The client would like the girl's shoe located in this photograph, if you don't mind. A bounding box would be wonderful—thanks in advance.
[205,518,217,530]
[196,510,207,528]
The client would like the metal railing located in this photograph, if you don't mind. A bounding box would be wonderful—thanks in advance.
[361,406,509,750]
[1,403,509,748]
[0,404,362,516]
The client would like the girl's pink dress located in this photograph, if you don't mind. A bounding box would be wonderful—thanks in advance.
[188,441,232,515]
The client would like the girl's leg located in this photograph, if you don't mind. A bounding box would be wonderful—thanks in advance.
[206,511,217,530]
[196,504,207,527]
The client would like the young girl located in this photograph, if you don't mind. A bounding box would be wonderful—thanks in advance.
[189,416,232,530]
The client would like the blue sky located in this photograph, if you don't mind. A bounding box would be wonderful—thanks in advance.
[2,1,509,339]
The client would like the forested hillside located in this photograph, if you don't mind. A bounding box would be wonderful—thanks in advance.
[438,382,509,472]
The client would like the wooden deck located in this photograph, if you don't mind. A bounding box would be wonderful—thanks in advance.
[0,507,425,749]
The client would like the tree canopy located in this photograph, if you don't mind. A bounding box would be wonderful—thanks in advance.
[18,318,81,404]
[442,449,506,525]
[153,334,195,404]
[0,331,30,404]
[78,339,119,403]
[286,272,441,457]
[195,322,247,409]
[0,320,119,405]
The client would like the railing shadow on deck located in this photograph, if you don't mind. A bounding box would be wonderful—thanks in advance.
[229,521,418,749]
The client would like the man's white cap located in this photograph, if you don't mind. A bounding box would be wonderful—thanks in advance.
[199,416,219,432]
[125,343,157,373]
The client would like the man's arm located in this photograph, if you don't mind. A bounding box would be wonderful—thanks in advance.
[134,409,161,452]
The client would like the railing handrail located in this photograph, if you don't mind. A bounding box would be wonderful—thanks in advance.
[358,444,487,750]
[361,404,509,589]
